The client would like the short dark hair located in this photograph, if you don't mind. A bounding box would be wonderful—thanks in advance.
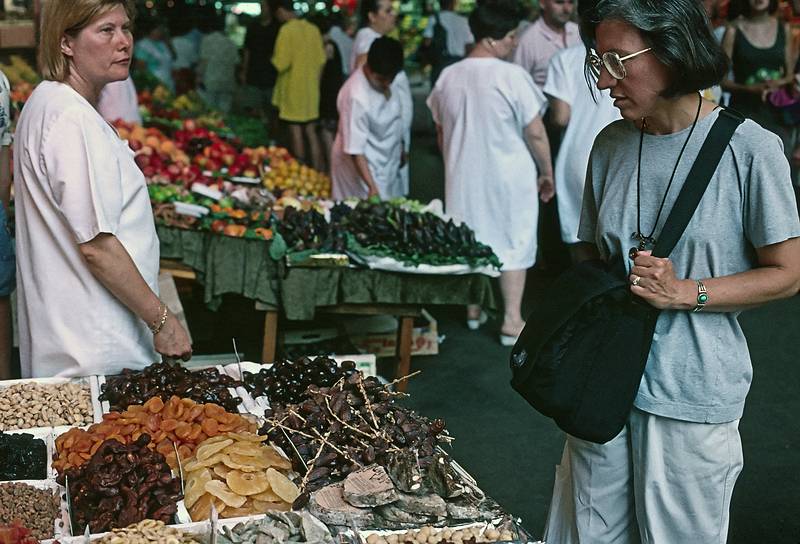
[358,0,382,27]
[468,0,523,42]
[268,0,293,15]
[580,0,729,98]
[366,36,404,78]
[728,0,779,19]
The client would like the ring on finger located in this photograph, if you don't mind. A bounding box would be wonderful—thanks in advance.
[631,275,641,287]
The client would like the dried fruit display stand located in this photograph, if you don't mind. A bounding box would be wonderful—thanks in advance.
[0,361,541,543]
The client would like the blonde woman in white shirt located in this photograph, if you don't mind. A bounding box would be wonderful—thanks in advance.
[14,0,191,377]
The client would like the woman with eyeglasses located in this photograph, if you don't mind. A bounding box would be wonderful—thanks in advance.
[427,0,554,345]
[542,0,800,541]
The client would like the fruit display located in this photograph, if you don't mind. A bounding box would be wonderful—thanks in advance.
[242,357,358,405]
[0,432,47,481]
[57,435,182,534]
[262,154,331,199]
[0,381,93,430]
[259,372,452,494]
[181,432,297,521]
[333,200,501,268]
[0,521,39,544]
[99,362,245,414]
[362,524,516,544]
[95,520,201,544]
[270,199,501,270]
[54,396,257,472]
[0,483,61,540]
[217,511,334,544]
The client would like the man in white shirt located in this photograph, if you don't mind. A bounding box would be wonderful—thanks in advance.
[331,37,405,199]
[512,0,579,89]
[422,0,474,85]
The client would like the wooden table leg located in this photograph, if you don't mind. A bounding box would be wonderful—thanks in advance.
[395,316,414,392]
[262,310,279,363]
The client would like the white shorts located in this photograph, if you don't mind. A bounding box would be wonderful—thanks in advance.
[543,408,743,544]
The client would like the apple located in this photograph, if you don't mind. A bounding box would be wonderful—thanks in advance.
[222,153,235,167]
[134,154,151,169]
[142,166,156,178]
[243,168,258,178]
[128,139,142,152]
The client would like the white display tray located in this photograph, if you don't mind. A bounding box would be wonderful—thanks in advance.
[175,201,210,218]
[360,255,501,278]
[2,479,71,539]
[0,376,102,432]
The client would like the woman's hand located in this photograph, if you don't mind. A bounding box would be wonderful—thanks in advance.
[538,174,555,203]
[154,310,192,361]
[629,250,694,310]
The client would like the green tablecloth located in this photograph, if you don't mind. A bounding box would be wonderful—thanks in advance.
[157,227,497,319]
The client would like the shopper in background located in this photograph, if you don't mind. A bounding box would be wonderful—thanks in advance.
[134,19,175,92]
[15,0,192,378]
[351,0,413,196]
[513,0,579,89]
[241,0,280,123]
[328,12,354,76]
[171,16,199,96]
[198,14,239,114]
[421,0,474,86]
[270,0,327,171]
[543,1,800,541]
[721,0,794,143]
[98,76,142,124]
[317,15,347,173]
[331,37,405,199]
[543,37,619,260]
[0,70,13,380]
[427,0,554,345]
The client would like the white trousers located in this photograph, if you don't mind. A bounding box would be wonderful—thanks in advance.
[543,409,743,544]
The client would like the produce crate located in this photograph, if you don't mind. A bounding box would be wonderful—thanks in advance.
[345,310,439,358]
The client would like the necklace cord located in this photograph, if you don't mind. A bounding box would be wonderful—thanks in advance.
[635,93,703,248]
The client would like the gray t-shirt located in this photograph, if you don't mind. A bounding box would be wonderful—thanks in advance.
[579,109,800,423]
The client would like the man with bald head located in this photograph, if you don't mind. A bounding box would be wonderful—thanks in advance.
[512,0,579,89]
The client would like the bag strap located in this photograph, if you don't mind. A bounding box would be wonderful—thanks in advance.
[652,108,745,258]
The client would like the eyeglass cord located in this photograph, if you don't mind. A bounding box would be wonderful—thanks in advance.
[635,92,703,247]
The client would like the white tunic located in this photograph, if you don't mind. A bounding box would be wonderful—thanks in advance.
[351,27,413,196]
[98,77,142,125]
[427,58,546,270]
[331,67,404,199]
[14,81,160,378]
[422,11,474,57]
[543,45,621,244]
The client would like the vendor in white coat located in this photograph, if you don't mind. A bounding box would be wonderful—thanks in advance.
[14,0,192,377]
[350,0,413,196]
[427,0,554,345]
[331,37,405,199]
[543,43,620,261]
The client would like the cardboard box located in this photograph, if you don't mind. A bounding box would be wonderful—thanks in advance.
[346,310,439,357]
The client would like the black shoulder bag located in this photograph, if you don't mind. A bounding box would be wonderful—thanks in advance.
[509,108,744,444]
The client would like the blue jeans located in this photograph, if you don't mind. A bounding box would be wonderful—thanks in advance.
[0,202,15,297]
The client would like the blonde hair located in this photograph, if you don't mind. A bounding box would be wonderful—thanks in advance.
[39,0,136,82]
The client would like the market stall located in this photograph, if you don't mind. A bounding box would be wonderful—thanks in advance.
[0,360,541,543]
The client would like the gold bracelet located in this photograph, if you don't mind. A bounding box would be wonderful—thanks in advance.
[150,303,169,335]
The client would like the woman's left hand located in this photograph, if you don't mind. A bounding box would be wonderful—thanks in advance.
[629,250,693,310]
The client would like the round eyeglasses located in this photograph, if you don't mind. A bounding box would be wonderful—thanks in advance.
[586,47,652,80]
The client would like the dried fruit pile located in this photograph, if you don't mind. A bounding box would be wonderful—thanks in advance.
[0,483,61,540]
[54,396,257,472]
[0,382,93,430]
[243,357,358,404]
[218,511,334,544]
[363,524,516,544]
[259,373,450,494]
[95,519,200,544]
[100,362,244,413]
[0,432,47,481]
[58,435,182,534]
[182,432,299,521]
[0,521,38,544]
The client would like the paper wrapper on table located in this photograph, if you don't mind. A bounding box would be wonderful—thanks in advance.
[359,255,501,278]
[345,311,439,357]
